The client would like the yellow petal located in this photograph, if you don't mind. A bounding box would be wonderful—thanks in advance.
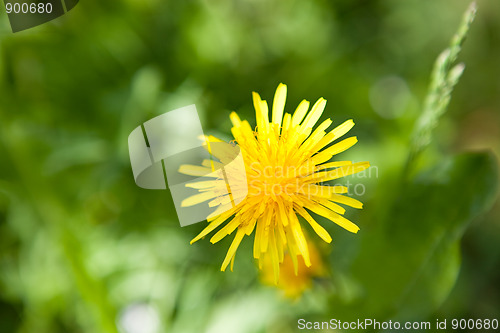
[181,191,217,207]
[301,184,348,197]
[230,255,236,272]
[322,210,360,233]
[276,200,288,227]
[316,198,346,215]
[206,203,238,222]
[310,150,334,166]
[286,234,299,276]
[288,208,311,266]
[330,194,364,209]
[201,159,223,170]
[331,119,354,140]
[293,118,332,161]
[301,97,326,130]
[295,206,332,243]
[282,113,292,132]
[185,180,219,189]
[291,100,309,126]
[306,118,332,144]
[272,83,287,126]
[190,212,232,244]
[321,136,358,156]
[276,227,285,263]
[206,135,224,142]
[253,217,265,259]
[305,161,370,182]
[178,165,215,177]
[269,227,280,284]
[229,112,242,127]
[221,228,245,271]
[311,119,355,152]
[210,215,241,243]
[245,217,258,235]
[253,92,269,134]
[316,161,352,171]
[260,207,273,253]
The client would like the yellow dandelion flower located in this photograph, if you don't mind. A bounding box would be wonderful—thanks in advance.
[180,83,370,283]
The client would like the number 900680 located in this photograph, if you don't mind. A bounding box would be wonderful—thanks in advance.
[5,2,53,14]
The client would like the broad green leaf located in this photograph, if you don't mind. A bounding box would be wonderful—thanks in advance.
[329,151,498,322]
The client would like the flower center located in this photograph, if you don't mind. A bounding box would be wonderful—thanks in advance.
[247,163,301,199]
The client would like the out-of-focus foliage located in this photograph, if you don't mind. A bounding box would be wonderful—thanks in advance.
[0,1,499,333]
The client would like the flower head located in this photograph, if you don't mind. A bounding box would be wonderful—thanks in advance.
[180,83,369,283]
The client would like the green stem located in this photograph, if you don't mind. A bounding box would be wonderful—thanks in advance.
[403,2,476,179]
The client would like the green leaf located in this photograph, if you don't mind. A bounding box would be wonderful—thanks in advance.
[330,151,498,322]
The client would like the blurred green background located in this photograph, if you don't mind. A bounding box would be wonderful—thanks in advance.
[0,0,499,332]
